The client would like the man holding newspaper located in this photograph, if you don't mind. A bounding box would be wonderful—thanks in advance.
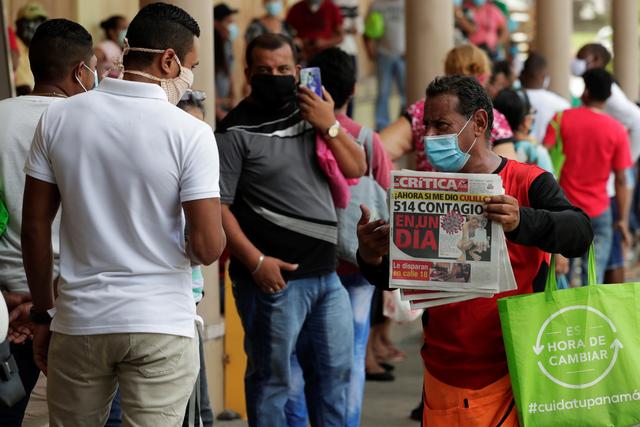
[356,75,593,426]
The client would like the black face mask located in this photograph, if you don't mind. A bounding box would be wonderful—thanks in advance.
[250,74,297,109]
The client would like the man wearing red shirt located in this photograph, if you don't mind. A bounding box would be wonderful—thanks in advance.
[286,0,344,60]
[356,75,592,426]
[544,68,632,285]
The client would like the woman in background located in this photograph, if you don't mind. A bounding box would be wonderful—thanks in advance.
[245,0,294,44]
[381,44,517,167]
[95,15,128,79]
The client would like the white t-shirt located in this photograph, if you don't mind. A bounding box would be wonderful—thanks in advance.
[0,96,61,293]
[24,78,220,338]
[334,0,362,56]
[605,83,640,162]
[526,88,570,144]
[369,0,405,56]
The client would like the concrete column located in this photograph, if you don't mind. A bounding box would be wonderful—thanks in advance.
[75,0,139,46]
[612,0,639,100]
[405,0,454,105]
[535,0,572,99]
[0,3,14,100]
[138,0,223,413]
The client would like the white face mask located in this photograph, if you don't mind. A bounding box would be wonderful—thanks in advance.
[75,63,99,92]
[542,75,551,89]
[571,58,587,77]
[122,46,194,105]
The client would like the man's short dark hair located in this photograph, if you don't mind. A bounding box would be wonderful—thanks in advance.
[583,68,613,102]
[245,33,297,69]
[579,43,612,67]
[426,75,494,138]
[308,48,355,109]
[125,2,200,68]
[520,52,547,81]
[29,19,93,83]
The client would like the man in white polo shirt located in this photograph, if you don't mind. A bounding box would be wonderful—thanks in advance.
[21,3,225,425]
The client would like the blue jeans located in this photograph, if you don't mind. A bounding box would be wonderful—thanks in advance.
[570,208,612,286]
[341,273,375,427]
[285,273,374,427]
[285,355,308,427]
[104,389,121,427]
[233,273,354,427]
[196,326,215,427]
[375,52,406,130]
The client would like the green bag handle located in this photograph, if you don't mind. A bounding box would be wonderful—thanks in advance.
[0,187,8,237]
[545,243,597,294]
[548,110,566,179]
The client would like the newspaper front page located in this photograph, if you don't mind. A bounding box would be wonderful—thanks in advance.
[389,170,516,307]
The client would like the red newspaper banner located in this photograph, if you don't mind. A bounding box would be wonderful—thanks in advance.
[393,175,469,192]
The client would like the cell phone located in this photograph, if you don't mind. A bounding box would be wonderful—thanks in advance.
[300,67,323,97]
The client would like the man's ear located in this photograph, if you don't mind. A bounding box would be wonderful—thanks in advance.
[473,109,489,138]
[159,49,177,76]
[73,61,84,81]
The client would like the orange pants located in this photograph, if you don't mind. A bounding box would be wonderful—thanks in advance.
[423,369,519,427]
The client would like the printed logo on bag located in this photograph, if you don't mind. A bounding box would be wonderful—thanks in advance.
[533,305,623,389]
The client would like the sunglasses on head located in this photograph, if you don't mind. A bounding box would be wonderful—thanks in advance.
[180,90,207,102]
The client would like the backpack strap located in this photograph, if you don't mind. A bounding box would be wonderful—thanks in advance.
[357,126,375,177]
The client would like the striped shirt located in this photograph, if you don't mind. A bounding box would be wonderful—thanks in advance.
[217,100,337,281]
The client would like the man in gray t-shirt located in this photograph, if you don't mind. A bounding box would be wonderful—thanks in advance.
[364,0,406,130]
[0,19,96,426]
[216,33,365,426]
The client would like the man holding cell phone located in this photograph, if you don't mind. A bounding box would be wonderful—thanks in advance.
[216,33,365,426]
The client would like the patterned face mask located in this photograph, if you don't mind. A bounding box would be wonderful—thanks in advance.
[116,40,194,105]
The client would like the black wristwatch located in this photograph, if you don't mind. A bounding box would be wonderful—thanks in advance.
[29,308,52,324]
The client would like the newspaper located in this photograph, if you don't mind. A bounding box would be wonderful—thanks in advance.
[389,170,517,307]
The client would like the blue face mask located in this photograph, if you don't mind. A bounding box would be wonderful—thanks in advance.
[265,1,283,16]
[227,22,239,41]
[117,29,127,47]
[424,116,476,172]
[453,0,463,6]
[473,0,487,6]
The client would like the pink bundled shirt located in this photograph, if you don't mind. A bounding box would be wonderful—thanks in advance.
[316,113,392,208]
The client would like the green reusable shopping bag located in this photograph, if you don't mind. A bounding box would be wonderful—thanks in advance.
[498,248,640,426]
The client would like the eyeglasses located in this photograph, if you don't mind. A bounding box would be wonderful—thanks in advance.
[180,90,207,102]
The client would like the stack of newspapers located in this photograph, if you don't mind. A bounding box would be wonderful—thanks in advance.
[388,170,517,309]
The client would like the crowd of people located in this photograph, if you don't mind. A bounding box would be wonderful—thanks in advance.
[1,1,639,427]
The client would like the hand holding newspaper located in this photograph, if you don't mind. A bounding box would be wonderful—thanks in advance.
[388,170,517,308]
